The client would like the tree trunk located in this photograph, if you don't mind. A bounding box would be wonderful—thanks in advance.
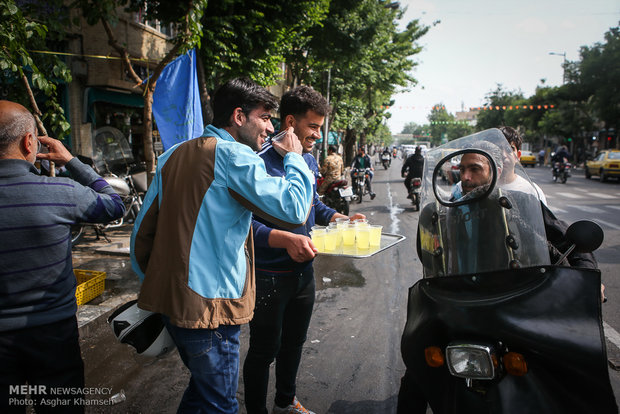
[196,53,213,125]
[143,83,156,181]
[20,71,54,176]
[344,128,357,166]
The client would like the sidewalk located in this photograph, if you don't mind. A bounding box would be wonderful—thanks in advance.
[71,224,138,337]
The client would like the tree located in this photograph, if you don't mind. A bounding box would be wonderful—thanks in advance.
[0,0,72,144]
[295,0,431,163]
[76,0,207,178]
[475,85,525,131]
[577,23,620,146]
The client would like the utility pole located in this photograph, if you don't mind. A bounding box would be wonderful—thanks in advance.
[549,51,567,84]
[322,67,331,161]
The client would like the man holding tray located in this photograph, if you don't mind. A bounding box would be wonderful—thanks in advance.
[244,86,364,414]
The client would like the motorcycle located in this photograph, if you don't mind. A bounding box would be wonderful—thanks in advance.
[552,161,571,183]
[408,177,422,210]
[317,176,354,216]
[71,127,147,246]
[351,168,371,203]
[381,152,392,169]
[398,129,616,414]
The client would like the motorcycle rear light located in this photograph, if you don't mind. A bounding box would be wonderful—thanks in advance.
[446,343,496,380]
[424,346,444,367]
[503,352,528,376]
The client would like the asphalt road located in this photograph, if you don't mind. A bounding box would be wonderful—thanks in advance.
[76,158,620,413]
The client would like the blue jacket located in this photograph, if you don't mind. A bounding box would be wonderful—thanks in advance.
[252,145,336,276]
[131,125,314,329]
[0,158,124,331]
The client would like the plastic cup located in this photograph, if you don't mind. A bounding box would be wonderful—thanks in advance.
[341,225,356,246]
[324,228,338,251]
[335,217,350,229]
[353,218,368,227]
[356,227,370,249]
[369,225,382,246]
[310,231,325,253]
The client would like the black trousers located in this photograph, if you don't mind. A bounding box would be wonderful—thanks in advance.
[243,268,315,414]
[0,316,85,414]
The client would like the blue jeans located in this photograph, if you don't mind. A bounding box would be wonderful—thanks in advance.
[163,317,241,414]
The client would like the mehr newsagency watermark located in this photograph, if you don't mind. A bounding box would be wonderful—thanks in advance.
[7,385,125,407]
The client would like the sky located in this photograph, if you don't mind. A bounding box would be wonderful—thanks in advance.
[387,0,620,134]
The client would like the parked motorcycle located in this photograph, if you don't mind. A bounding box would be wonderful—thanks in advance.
[317,176,354,216]
[552,161,571,183]
[381,152,392,169]
[71,127,147,246]
[408,177,421,210]
[398,129,616,414]
[351,168,371,203]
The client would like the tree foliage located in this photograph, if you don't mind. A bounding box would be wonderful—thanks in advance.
[0,0,72,139]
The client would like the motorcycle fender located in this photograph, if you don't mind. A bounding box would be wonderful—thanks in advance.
[400,266,617,414]
[104,176,131,196]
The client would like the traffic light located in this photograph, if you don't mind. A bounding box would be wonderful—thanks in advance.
[567,137,572,142]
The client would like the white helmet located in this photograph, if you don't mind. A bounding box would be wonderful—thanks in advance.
[107,300,176,357]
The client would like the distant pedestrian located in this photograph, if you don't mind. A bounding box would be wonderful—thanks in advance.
[130,78,315,414]
[0,100,124,413]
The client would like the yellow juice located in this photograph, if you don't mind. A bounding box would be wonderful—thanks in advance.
[324,229,338,251]
[356,228,370,249]
[369,225,382,246]
[342,227,356,246]
[311,231,325,252]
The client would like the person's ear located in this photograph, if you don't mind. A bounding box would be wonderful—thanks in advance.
[21,133,36,156]
[231,107,245,127]
[517,150,521,159]
[283,114,296,129]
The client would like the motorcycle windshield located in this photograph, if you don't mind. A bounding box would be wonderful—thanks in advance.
[92,126,134,173]
[418,129,549,277]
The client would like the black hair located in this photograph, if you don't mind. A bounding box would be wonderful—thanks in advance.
[211,77,278,128]
[280,85,330,121]
[328,145,337,153]
[498,126,523,151]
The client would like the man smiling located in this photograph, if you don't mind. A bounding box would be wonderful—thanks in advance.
[245,86,364,414]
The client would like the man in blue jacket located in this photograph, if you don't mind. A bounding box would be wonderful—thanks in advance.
[243,86,365,414]
[131,78,314,414]
[0,100,124,413]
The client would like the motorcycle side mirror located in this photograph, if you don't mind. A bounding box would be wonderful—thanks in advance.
[554,220,604,265]
[432,149,498,207]
[565,220,604,253]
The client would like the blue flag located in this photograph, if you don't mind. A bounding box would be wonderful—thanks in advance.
[153,48,204,151]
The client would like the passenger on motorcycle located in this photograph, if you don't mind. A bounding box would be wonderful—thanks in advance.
[318,145,344,195]
[552,145,571,164]
[401,146,424,198]
[351,147,376,200]
[498,126,547,204]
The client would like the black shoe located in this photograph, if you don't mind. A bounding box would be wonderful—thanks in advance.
[370,193,376,200]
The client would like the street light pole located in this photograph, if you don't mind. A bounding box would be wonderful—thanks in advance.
[549,51,567,84]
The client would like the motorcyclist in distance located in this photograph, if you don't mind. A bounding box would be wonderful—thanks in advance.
[401,146,424,198]
[351,147,376,200]
[552,145,571,163]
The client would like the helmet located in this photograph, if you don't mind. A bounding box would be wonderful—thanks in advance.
[107,300,176,357]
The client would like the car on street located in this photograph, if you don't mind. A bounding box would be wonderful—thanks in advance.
[519,150,537,167]
[585,149,620,182]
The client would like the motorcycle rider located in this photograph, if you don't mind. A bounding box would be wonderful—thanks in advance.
[381,147,392,167]
[401,146,424,198]
[318,145,344,195]
[351,147,376,200]
[552,145,571,164]
[397,134,601,414]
